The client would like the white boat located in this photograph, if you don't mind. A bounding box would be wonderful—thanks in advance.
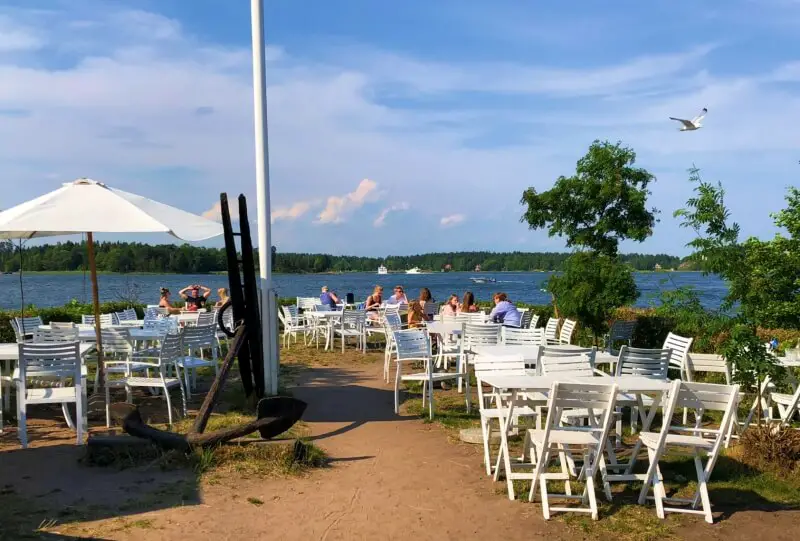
[405,267,421,274]
[469,276,496,284]
[377,265,388,275]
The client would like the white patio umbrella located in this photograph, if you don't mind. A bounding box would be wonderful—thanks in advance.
[0,178,223,394]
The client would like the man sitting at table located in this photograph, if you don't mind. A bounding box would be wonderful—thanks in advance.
[180,284,211,312]
[319,285,340,310]
[488,292,521,327]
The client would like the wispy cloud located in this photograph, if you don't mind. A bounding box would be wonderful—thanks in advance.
[273,200,315,223]
[0,15,44,52]
[440,214,465,227]
[202,201,239,222]
[373,202,409,227]
[317,179,379,224]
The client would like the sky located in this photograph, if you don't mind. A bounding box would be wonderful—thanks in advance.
[0,0,798,257]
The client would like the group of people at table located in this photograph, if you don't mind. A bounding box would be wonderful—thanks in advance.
[318,284,522,326]
[157,284,229,314]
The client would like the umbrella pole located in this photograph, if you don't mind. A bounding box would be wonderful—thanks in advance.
[87,233,105,390]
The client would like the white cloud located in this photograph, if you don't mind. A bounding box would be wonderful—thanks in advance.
[440,214,465,227]
[0,15,44,52]
[201,201,239,222]
[273,200,315,223]
[373,202,409,227]
[317,179,379,224]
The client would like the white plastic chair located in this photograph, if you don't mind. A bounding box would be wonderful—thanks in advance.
[526,381,619,520]
[82,313,117,326]
[33,326,79,343]
[604,320,636,355]
[279,305,309,348]
[11,316,44,342]
[382,310,405,382]
[175,324,219,398]
[614,346,671,435]
[334,310,367,353]
[15,342,85,448]
[474,355,539,477]
[519,310,535,329]
[539,347,599,378]
[543,317,560,345]
[392,328,468,419]
[636,381,739,524]
[558,319,577,345]
[109,330,187,426]
[502,327,544,346]
[662,332,693,379]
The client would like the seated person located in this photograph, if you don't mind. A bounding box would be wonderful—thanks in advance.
[441,294,459,317]
[215,287,229,308]
[460,291,479,313]
[158,288,181,315]
[387,285,408,305]
[319,285,340,310]
[407,300,427,328]
[365,286,383,311]
[180,284,211,312]
[418,287,434,316]
[488,292,521,327]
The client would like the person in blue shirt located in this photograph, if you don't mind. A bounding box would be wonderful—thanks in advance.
[488,292,521,327]
[319,285,340,309]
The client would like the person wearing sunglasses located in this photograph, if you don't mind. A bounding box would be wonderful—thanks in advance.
[387,285,408,305]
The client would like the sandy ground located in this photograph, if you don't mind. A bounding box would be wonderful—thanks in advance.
[1,355,798,540]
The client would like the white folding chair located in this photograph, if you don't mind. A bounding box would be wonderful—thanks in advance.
[502,327,544,346]
[526,381,619,520]
[544,318,560,345]
[474,355,540,478]
[604,320,636,355]
[11,316,44,342]
[636,381,739,524]
[614,346,671,436]
[175,324,220,398]
[539,347,599,378]
[33,326,79,343]
[662,332,693,380]
[392,328,468,419]
[334,309,367,353]
[82,313,116,326]
[15,342,85,448]
[382,310,405,382]
[279,305,309,348]
[519,310,534,329]
[110,330,187,426]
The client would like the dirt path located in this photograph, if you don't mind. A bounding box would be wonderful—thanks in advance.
[2,356,798,540]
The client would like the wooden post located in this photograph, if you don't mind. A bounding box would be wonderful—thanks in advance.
[87,232,105,389]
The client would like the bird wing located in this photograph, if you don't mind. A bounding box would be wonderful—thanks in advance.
[691,107,708,123]
[669,117,694,128]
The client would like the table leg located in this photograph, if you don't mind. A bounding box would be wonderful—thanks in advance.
[622,391,664,475]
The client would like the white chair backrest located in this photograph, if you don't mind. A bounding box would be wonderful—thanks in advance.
[502,327,544,346]
[124,308,138,320]
[158,331,184,365]
[656,380,739,453]
[12,316,44,341]
[342,309,366,329]
[539,347,596,377]
[464,323,501,348]
[662,332,694,372]
[615,346,671,379]
[49,321,75,330]
[519,310,535,329]
[33,326,79,343]
[455,312,486,323]
[297,297,320,311]
[473,354,527,378]
[423,302,440,318]
[102,328,133,355]
[685,353,731,384]
[196,311,215,326]
[530,314,540,329]
[384,310,403,331]
[18,341,81,380]
[314,304,333,313]
[544,318,559,342]
[116,310,134,322]
[183,323,216,349]
[607,320,636,352]
[82,313,117,326]
[150,317,179,334]
[392,329,431,361]
[144,306,161,323]
[559,319,577,344]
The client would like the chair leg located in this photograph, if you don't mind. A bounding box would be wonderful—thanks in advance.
[394,364,402,414]
[75,392,84,446]
[694,454,714,523]
[105,382,112,428]
[480,416,493,475]
[183,364,192,400]
[17,387,27,448]
[164,385,174,426]
[178,381,187,417]
[428,378,435,420]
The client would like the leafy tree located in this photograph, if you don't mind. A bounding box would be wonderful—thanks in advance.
[520,140,658,257]
[521,140,657,340]
[547,252,638,339]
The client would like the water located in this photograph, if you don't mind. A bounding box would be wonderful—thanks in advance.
[0,271,727,311]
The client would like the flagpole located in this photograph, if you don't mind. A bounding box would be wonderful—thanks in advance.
[250,0,278,395]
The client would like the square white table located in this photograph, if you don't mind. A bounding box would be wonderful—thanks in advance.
[304,311,344,350]
[472,344,618,371]
[480,372,671,499]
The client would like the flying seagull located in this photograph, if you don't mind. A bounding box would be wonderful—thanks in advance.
[669,107,707,131]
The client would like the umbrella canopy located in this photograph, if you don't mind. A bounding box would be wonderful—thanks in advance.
[0,178,222,241]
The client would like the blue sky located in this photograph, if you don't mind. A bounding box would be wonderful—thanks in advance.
[0,0,798,256]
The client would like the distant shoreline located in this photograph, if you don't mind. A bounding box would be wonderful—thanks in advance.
[3,269,702,276]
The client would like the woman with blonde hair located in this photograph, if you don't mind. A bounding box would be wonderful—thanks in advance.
[215,287,229,308]
[365,285,383,312]
[441,294,459,317]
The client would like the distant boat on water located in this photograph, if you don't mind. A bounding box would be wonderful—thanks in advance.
[377,265,388,275]
[469,276,496,284]
[405,267,421,274]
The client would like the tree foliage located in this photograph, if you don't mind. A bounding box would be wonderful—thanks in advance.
[548,252,638,338]
[675,168,800,328]
[520,140,658,257]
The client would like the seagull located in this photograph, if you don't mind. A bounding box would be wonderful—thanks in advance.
[669,107,707,131]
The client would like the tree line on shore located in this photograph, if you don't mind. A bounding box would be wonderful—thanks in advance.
[0,241,684,274]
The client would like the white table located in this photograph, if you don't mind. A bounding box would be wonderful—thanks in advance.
[425,321,464,337]
[481,372,671,498]
[472,344,617,371]
[305,311,343,350]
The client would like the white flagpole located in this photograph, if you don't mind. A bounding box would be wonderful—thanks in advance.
[250,0,278,395]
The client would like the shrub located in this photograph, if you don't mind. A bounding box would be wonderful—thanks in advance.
[739,425,800,474]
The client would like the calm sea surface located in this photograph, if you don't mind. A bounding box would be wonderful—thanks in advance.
[0,271,727,311]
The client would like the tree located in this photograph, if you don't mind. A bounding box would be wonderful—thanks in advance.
[521,140,656,340]
[520,140,657,257]
[547,252,638,338]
